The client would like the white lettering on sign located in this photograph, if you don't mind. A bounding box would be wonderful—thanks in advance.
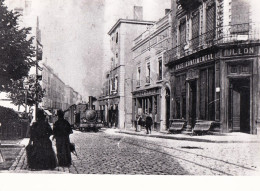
[223,47,254,57]
[175,53,214,71]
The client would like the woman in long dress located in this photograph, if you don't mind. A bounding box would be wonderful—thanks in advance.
[28,109,57,170]
[53,110,72,167]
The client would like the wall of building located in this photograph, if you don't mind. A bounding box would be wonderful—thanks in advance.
[132,13,172,131]
[121,22,153,128]
[166,0,260,134]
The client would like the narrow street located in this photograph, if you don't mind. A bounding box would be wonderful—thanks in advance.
[8,129,260,175]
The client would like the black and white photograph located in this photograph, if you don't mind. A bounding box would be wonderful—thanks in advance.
[0,0,260,190]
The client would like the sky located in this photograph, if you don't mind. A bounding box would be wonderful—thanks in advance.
[4,0,171,100]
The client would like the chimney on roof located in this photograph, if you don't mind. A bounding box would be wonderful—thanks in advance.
[165,9,171,15]
[133,6,143,20]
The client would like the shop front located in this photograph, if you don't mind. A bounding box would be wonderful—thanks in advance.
[98,97,119,128]
[219,45,259,134]
[168,45,260,134]
[132,87,162,131]
[170,51,217,133]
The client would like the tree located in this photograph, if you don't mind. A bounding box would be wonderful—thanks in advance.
[0,0,35,92]
[7,75,45,111]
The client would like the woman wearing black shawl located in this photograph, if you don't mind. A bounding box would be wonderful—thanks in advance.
[53,110,73,167]
[27,109,57,170]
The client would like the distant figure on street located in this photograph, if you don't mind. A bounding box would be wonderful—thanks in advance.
[53,110,73,167]
[27,109,57,170]
[137,115,143,132]
[145,113,153,134]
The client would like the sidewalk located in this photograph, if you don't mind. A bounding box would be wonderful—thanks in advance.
[4,138,68,173]
[105,127,260,143]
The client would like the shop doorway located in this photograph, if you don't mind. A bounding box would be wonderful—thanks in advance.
[189,80,197,128]
[228,78,250,133]
[165,87,170,129]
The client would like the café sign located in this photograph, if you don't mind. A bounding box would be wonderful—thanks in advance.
[175,53,214,71]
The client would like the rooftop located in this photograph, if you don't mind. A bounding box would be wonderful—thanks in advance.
[108,19,155,35]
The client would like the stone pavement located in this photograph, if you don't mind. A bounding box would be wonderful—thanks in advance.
[112,127,260,143]
[106,128,260,175]
[3,127,260,175]
[6,138,69,174]
[6,130,189,174]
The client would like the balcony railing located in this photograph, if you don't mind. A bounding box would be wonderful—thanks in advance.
[168,23,260,63]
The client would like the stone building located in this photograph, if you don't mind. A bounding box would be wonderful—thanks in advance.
[41,63,82,120]
[98,9,155,129]
[166,0,260,134]
[131,10,172,131]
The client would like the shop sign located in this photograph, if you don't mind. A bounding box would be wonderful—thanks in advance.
[223,47,254,57]
[134,88,160,97]
[175,53,214,71]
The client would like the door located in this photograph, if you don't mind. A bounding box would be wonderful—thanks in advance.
[189,80,197,128]
[166,87,170,129]
[229,78,250,133]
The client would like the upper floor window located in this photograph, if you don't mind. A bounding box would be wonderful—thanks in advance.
[158,57,162,81]
[191,11,200,49]
[115,76,118,92]
[146,62,151,84]
[179,18,187,56]
[231,0,250,34]
[206,1,216,42]
[137,66,141,87]
[116,32,119,43]
[179,19,186,46]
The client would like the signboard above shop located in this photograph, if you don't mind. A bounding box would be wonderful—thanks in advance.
[175,53,214,71]
[223,46,255,57]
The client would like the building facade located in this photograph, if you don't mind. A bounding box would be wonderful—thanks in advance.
[131,11,172,131]
[41,63,83,118]
[99,18,155,129]
[166,0,260,134]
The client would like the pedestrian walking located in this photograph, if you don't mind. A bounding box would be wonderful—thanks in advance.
[53,110,73,167]
[26,109,57,170]
[145,113,153,134]
[137,115,142,132]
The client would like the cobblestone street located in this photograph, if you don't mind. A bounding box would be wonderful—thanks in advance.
[113,132,260,175]
[6,129,260,175]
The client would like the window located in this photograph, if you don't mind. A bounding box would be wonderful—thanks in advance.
[191,11,200,49]
[115,76,118,91]
[231,66,238,73]
[146,63,151,84]
[179,19,186,55]
[231,0,250,34]
[199,67,215,120]
[116,32,119,43]
[175,74,186,119]
[206,1,216,42]
[158,57,162,80]
[137,67,141,86]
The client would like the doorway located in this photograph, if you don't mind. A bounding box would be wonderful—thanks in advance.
[228,78,250,133]
[189,80,197,128]
[165,87,170,129]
